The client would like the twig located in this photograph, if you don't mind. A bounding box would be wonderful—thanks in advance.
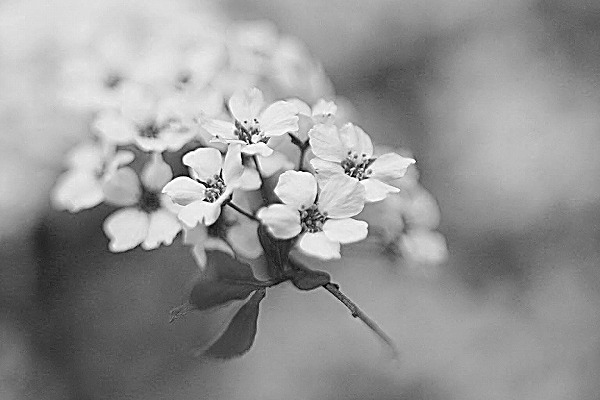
[322,282,399,360]
[225,202,258,221]
[252,155,268,205]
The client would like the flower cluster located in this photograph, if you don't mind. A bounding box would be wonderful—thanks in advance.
[52,17,443,359]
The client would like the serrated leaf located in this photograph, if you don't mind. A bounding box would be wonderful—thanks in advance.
[190,250,263,311]
[203,288,266,359]
[290,263,331,291]
[257,224,294,279]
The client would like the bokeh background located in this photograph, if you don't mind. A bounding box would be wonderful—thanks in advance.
[2,0,600,399]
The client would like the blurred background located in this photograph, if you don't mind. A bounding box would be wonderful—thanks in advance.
[2,0,600,399]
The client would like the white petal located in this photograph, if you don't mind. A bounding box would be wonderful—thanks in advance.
[93,110,137,145]
[256,204,301,239]
[286,98,311,116]
[202,119,236,140]
[339,123,373,157]
[310,158,344,184]
[182,147,223,181]
[311,99,337,121]
[361,178,400,202]
[65,142,104,171]
[228,87,264,122]
[259,100,299,137]
[161,128,197,152]
[274,171,317,209]
[238,167,262,191]
[102,167,141,207]
[103,208,149,252]
[142,209,182,250]
[222,143,244,186]
[183,224,208,245]
[241,142,273,157]
[257,152,294,177]
[52,171,104,212]
[191,244,208,269]
[323,218,368,244]
[227,220,263,259]
[308,124,346,162]
[399,229,448,265]
[318,174,365,218]
[297,232,341,260]
[162,177,206,206]
[178,200,222,227]
[134,136,169,153]
[369,153,416,181]
[141,153,173,191]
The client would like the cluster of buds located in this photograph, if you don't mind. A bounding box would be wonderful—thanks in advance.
[52,18,444,359]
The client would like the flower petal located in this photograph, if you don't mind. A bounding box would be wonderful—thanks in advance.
[142,209,182,250]
[297,232,341,260]
[318,174,365,218]
[103,208,149,252]
[102,167,141,207]
[228,87,264,122]
[182,147,223,180]
[202,119,236,140]
[65,142,105,171]
[361,178,400,202]
[259,100,299,137]
[141,153,173,191]
[238,167,262,191]
[227,220,263,259]
[256,204,302,239]
[323,218,368,244]
[369,153,416,181]
[308,124,346,162]
[399,229,448,265]
[241,142,273,157]
[93,110,137,145]
[310,158,345,184]
[162,177,206,206]
[274,170,317,209]
[52,171,104,212]
[222,143,244,186]
[257,152,294,177]
[311,99,337,122]
[178,200,222,227]
[339,123,373,157]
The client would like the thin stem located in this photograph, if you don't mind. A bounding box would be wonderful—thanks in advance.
[298,146,307,171]
[322,282,399,360]
[225,202,258,221]
[252,155,268,205]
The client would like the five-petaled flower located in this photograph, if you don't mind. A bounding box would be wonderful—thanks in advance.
[309,123,416,202]
[257,171,368,260]
[162,145,244,227]
[203,87,299,157]
[102,154,182,252]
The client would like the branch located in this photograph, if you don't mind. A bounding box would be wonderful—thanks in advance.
[225,202,258,221]
[322,282,399,360]
[252,155,268,205]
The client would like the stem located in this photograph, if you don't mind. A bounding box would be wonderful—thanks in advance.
[322,282,399,360]
[298,146,307,171]
[225,202,258,221]
[252,155,268,205]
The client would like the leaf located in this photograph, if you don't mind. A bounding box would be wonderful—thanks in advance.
[290,264,331,291]
[190,250,263,311]
[257,224,294,278]
[203,288,266,359]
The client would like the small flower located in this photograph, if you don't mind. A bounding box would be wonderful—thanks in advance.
[287,98,337,143]
[309,123,416,202]
[102,155,181,252]
[257,171,367,260]
[162,145,244,227]
[52,141,134,212]
[203,87,299,157]
[93,84,197,152]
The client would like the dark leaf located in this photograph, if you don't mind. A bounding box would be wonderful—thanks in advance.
[190,250,263,311]
[290,264,331,291]
[203,288,266,359]
[257,224,294,278]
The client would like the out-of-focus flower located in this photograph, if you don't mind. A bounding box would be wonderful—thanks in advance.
[162,145,244,227]
[257,171,367,260]
[182,224,233,269]
[52,141,134,212]
[309,123,415,202]
[227,20,279,75]
[102,155,181,252]
[399,229,448,266]
[203,87,299,157]
[93,84,197,152]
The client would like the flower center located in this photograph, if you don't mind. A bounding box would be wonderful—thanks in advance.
[139,189,162,213]
[139,123,161,139]
[203,174,226,203]
[234,119,268,144]
[300,204,327,233]
[341,151,375,180]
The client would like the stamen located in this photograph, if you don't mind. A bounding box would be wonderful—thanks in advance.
[203,174,226,203]
[139,123,161,139]
[139,189,161,213]
[300,204,327,233]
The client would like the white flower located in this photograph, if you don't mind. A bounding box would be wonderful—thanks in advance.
[182,224,234,269]
[257,171,367,260]
[93,84,197,152]
[203,87,299,157]
[309,123,416,202]
[162,145,244,227]
[399,229,448,266]
[52,141,134,212]
[102,155,181,252]
[286,98,337,143]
